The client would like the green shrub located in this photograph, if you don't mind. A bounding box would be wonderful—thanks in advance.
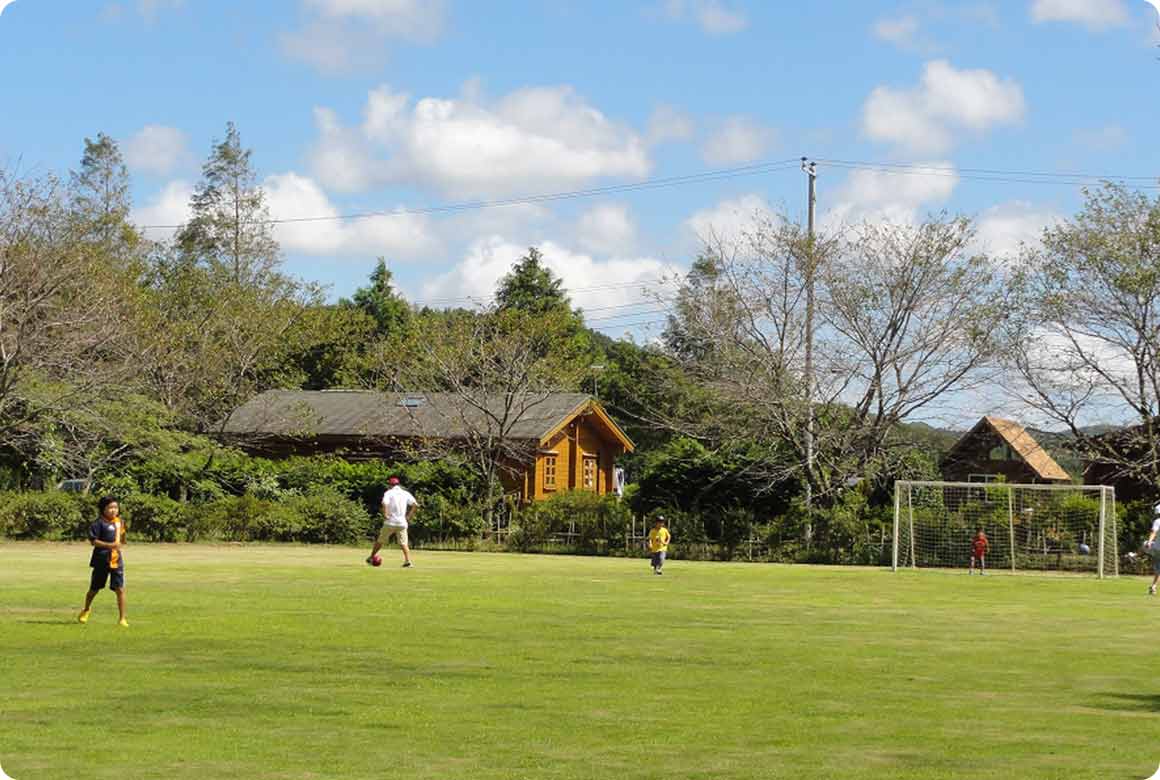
[0,491,92,540]
[508,492,631,553]
[236,490,370,544]
[119,493,189,542]
[410,495,486,541]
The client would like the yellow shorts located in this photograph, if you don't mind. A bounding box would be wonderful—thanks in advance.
[378,525,409,547]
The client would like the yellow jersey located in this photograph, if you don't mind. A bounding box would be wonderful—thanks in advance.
[648,526,670,553]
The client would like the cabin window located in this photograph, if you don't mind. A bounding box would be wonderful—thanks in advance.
[583,456,598,490]
[968,473,1000,483]
[989,445,1011,461]
[543,455,558,491]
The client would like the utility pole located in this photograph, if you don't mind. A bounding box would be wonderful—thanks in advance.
[802,157,817,549]
[590,364,605,400]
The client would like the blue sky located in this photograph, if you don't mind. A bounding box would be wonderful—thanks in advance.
[2,0,1158,340]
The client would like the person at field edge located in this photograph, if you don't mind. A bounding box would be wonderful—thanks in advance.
[1142,502,1160,595]
[969,529,989,576]
[648,515,670,575]
[78,496,128,627]
[368,477,418,568]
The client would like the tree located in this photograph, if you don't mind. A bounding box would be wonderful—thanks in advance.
[407,307,593,522]
[1007,184,1160,491]
[496,247,573,316]
[345,258,410,337]
[175,122,278,284]
[0,170,134,451]
[69,132,138,257]
[664,213,1006,534]
[134,246,320,434]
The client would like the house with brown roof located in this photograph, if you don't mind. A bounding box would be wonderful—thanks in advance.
[940,416,1072,484]
[220,390,635,503]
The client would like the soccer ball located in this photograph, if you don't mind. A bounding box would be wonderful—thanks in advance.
[371,555,383,567]
[1078,543,1091,555]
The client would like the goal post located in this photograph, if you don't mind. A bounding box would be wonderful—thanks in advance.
[892,480,1118,578]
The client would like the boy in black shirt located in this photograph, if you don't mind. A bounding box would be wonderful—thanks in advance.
[78,496,127,627]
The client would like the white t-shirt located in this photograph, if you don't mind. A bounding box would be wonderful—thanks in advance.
[382,486,417,528]
[1151,515,1160,535]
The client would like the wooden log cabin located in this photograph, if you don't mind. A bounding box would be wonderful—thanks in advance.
[940,416,1072,484]
[219,390,635,503]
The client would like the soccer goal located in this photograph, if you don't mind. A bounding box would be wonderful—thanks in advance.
[892,481,1118,577]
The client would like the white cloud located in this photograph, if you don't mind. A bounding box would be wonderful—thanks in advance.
[972,201,1061,261]
[1072,124,1129,151]
[862,60,1025,154]
[826,163,959,227]
[647,104,696,145]
[1030,0,1128,30]
[310,82,651,197]
[419,237,676,316]
[102,0,183,22]
[123,125,190,176]
[576,204,637,256]
[701,116,776,164]
[872,15,925,49]
[686,193,775,247]
[132,173,438,258]
[0,1,17,18]
[658,0,748,35]
[132,179,194,239]
[282,0,445,73]
[262,172,438,259]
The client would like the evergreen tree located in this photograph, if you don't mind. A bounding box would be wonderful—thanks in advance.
[346,258,410,336]
[495,248,572,315]
[176,122,278,284]
[69,133,138,256]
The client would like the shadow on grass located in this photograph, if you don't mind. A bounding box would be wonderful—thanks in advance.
[1090,692,1160,713]
[16,618,78,626]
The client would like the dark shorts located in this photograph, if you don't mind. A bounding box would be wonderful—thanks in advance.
[650,551,666,567]
[90,565,124,591]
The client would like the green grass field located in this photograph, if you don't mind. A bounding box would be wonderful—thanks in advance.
[1,543,1157,780]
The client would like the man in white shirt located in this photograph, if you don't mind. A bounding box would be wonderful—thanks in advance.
[367,476,418,568]
[1144,502,1160,595]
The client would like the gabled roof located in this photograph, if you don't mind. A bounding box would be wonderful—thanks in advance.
[943,415,1071,482]
[220,390,635,451]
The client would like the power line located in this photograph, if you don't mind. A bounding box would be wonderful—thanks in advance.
[408,278,671,308]
[136,159,804,231]
[815,159,1160,189]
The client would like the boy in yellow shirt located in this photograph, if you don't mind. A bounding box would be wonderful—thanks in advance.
[648,515,670,576]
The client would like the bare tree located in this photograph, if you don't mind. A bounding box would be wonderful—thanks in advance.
[1007,183,1160,491]
[0,170,133,450]
[667,213,1005,514]
[407,308,592,519]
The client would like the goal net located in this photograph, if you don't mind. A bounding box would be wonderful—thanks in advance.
[893,481,1118,577]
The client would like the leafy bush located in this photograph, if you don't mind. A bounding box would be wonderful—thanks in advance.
[215,489,372,544]
[508,492,631,553]
[410,494,486,541]
[0,491,92,540]
[119,493,189,542]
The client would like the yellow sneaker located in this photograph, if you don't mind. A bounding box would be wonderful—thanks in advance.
[77,609,91,624]
[117,618,129,628]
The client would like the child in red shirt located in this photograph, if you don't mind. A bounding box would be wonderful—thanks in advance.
[969,529,989,575]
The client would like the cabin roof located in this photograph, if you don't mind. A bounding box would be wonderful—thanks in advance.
[943,415,1071,482]
[220,390,635,451]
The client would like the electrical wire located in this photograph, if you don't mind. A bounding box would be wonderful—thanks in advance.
[136,159,804,231]
[814,158,1160,189]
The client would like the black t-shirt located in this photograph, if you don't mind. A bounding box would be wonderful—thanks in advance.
[88,517,124,570]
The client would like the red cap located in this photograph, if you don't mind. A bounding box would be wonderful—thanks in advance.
[388,477,400,485]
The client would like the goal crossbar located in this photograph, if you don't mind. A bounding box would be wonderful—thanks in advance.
[892,480,1118,578]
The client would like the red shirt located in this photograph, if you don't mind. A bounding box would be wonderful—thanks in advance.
[972,535,989,557]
